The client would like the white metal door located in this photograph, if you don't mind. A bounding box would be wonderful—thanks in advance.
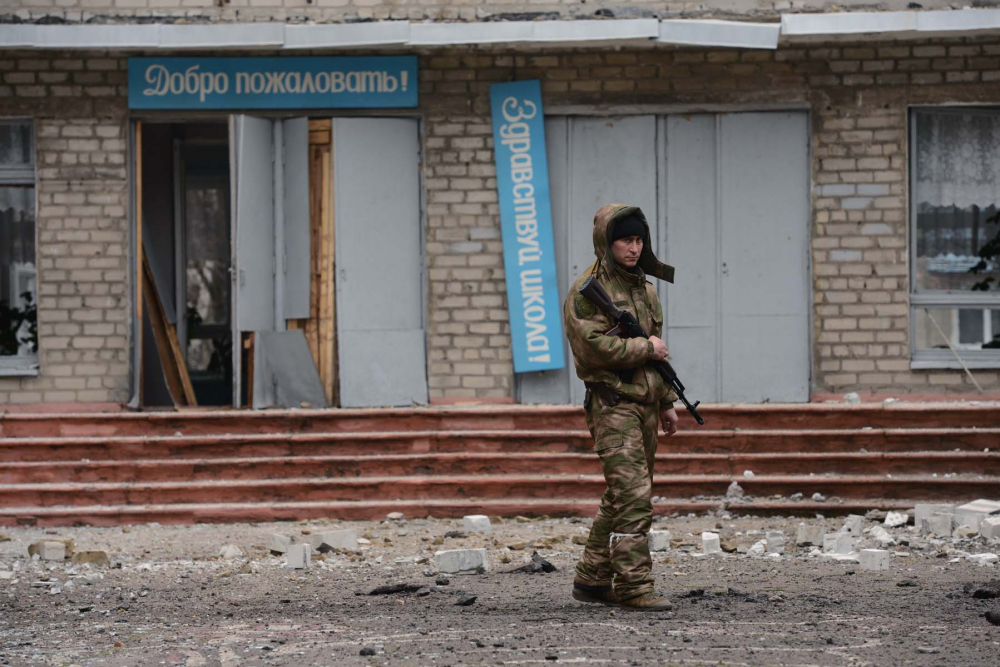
[333,118,428,407]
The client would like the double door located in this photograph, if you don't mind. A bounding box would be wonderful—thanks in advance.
[519,112,811,405]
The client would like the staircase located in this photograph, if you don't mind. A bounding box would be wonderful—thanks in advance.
[0,403,997,526]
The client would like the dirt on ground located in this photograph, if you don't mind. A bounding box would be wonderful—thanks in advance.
[1,510,998,666]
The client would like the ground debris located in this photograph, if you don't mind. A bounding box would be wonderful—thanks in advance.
[456,595,477,606]
[368,582,428,596]
[506,551,557,574]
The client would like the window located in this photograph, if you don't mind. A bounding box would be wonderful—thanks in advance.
[910,108,1000,368]
[0,121,38,376]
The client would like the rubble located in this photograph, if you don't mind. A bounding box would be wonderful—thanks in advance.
[218,545,243,559]
[869,526,896,547]
[28,539,73,559]
[726,481,744,499]
[286,544,311,569]
[884,512,908,528]
[435,548,488,575]
[765,531,785,554]
[311,529,358,552]
[34,541,66,561]
[982,517,1000,541]
[841,515,864,536]
[748,540,766,557]
[462,515,493,534]
[649,530,671,552]
[858,549,890,571]
[921,514,953,537]
[796,523,824,547]
[967,553,999,566]
[71,551,110,567]
[824,533,853,555]
[702,532,721,555]
[386,512,405,521]
[509,552,556,574]
[914,504,955,526]
[268,534,292,555]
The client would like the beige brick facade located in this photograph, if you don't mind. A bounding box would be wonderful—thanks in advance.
[1,36,999,406]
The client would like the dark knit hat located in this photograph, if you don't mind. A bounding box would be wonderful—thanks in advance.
[609,215,645,244]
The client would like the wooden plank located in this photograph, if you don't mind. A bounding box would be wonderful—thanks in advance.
[325,134,338,406]
[142,255,197,407]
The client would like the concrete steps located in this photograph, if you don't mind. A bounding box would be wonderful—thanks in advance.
[0,404,996,526]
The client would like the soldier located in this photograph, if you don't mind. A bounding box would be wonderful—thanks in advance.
[564,203,679,611]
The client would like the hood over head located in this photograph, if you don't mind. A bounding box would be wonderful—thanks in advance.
[591,204,675,283]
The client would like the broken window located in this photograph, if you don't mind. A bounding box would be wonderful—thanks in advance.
[0,121,38,376]
[911,109,1000,367]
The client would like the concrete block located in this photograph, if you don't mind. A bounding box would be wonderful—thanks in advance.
[796,523,824,546]
[824,533,854,555]
[649,530,671,552]
[286,544,311,569]
[858,549,890,571]
[981,516,1000,541]
[37,541,66,561]
[268,533,292,555]
[870,525,895,546]
[462,515,493,534]
[435,548,488,575]
[955,499,1000,524]
[748,540,766,556]
[883,511,908,528]
[921,514,953,537]
[842,515,864,536]
[765,531,785,554]
[967,552,999,566]
[914,503,955,526]
[311,529,358,552]
[702,532,721,555]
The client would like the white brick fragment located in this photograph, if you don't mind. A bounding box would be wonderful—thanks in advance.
[38,541,66,561]
[796,523,824,546]
[883,511,908,528]
[434,548,488,575]
[921,514,953,537]
[858,549,890,571]
[765,531,785,554]
[955,499,1000,522]
[702,532,721,555]
[218,544,243,559]
[824,533,854,555]
[286,544,311,569]
[869,525,896,546]
[981,516,1000,541]
[967,553,999,566]
[268,534,292,555]
[311,530,358,552]
[841,515,864,536]
[462,515,493,534]
[914,504,955,526]
[649,530,671,552]
[748,540,766,557]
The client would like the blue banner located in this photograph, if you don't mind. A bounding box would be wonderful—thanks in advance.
[489,80,565,374]
[128,56,417,110]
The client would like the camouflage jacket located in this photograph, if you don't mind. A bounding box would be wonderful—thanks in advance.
[562,204,678,409]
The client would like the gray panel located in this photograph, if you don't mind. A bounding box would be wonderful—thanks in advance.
[518,117,571,405]
[334,118,427,407]
[252,330,329,409]
[234,115,275,332]
[719,112,810,402]
[663,114,719,403]
[282,117,310,320]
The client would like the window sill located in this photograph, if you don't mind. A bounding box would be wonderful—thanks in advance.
[0,357,40,377]
[911,360,1000,371]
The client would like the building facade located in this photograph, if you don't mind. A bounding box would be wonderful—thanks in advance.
[1,2,999,409]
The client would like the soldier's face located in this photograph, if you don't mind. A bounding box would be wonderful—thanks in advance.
[611,236,643,268]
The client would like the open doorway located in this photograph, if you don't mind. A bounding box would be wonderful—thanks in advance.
[139,121,232,407]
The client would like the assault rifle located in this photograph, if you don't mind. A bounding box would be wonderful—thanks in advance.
[579,276,705,425]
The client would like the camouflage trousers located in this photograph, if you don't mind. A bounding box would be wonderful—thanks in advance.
[574,393,659,601]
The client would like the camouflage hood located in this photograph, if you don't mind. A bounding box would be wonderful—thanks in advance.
[592,204,674,283]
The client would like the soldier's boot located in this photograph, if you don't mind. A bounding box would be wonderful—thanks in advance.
[571,582,621,606]
[619,592,674,611]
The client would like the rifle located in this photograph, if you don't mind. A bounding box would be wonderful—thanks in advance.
[579,275,705,425]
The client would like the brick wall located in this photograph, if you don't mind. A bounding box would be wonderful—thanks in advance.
[0,0,962,24]
[419,38,1000,400]
[0,54,130,405]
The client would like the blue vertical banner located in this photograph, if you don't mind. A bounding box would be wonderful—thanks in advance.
[489,80,565,373]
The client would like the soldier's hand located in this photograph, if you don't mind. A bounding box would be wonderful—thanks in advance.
[659,408,679,436]
[649,336,669,361]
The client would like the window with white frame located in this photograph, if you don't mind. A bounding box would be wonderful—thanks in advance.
[0,121,38,375]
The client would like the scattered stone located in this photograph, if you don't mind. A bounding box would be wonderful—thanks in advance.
[870,526,896,547]
[435,548,488,575]
[790,493,803,501]
[359,647,377,656]
[28,539,73,559]
[921,514,953,537]
[462,515,493,534]
[916,647,940,654]
[368,583,428,596]
[218,545,243,560]
[311,530,358,553]
[811,493,827,502]
[435,577,450,586]
[268,534,292,555]
[444,531,467,539]
[824,533,854,556]
[972,587,1000,600]
[841,515,864,536]
[742,470,755,479]
[34,541,66,562]
[456,595,477,606]
[649,530,671,552]
[796,523,824,547]
[509,551,557,574]
[859,549,890,571]
[702,532,721,555]
[884,511,908,528]
[386,512,405,521]
[897,580,918,587]
[967,553,999,566]
[985,611,1000,626]
[71,551,110,567]
[0,533,10,543]
[726,481,744,499]
[954,525,980,539]
[508,542,526,551]
[572,535,588,545]
[914,504,955,526]
[286,544,311,569]
[844,392,861,405]
[357,537,371,545]
[748,540,766,557]
[765,531,785,554]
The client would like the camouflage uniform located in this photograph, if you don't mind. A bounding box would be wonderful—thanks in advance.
[563,203,677,602]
